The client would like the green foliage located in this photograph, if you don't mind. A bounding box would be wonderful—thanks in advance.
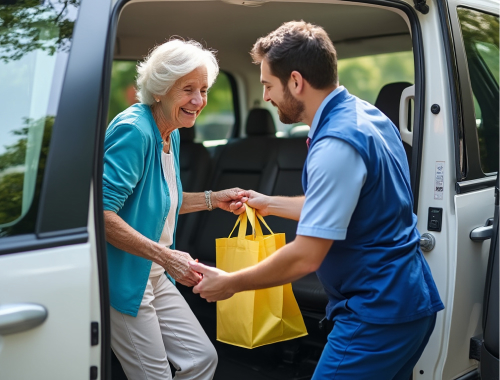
[337,51,414,104]
[197,73,234,123]
[0,116,53,233]
[0,172,24,225]
[458,8,499,174]
[108,61,138,124]
[0,126,28,170]
[0,0,79,63]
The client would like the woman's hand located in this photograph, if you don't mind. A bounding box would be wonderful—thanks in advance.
[161,248,202,287]
[213,188,248,215]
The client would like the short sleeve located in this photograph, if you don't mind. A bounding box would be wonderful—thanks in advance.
[103,123,146,213]
[297,137,367,240]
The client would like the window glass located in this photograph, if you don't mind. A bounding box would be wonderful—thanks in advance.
[0,0,80,237]
[195,73,235,144]
[108,62,235,145]
[337,51,414,104]
[108,60,138,124]
[458,7,499,174]
[276,51,414,137]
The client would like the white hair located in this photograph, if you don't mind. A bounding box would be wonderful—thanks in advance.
[136,39,219,105]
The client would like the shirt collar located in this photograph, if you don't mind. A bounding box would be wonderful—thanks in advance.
[308,85,345,138]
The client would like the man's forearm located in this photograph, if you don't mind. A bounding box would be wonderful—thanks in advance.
[268,196,305,221]
[227,235,331,292]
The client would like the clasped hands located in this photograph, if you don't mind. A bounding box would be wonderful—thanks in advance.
[170,188,267,294]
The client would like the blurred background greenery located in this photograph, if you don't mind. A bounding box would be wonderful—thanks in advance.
[338,51,414,104]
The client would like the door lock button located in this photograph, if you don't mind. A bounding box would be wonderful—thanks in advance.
[428,207,443,232]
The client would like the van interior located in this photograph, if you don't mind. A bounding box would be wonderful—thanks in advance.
[111,1,415,379]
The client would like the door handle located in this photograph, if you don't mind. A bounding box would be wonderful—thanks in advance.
[0,303,48,335]
[420,233,436,252]
[470,218,494,242]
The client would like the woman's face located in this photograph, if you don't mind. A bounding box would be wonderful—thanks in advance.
[157,66,208,129]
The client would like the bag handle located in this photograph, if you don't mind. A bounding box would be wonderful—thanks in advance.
[227,206,275,238]
[228,213,249,239]
[256,213,274,235]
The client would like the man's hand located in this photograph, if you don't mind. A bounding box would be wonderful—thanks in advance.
[233,190,271,216]
[190,261,235,302]
[213,188,248,215]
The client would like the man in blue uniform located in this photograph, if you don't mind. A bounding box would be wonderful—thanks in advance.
[190,21,444,379]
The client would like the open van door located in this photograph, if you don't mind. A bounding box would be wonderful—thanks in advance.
[415,0,498,378]
[0,0,111,378]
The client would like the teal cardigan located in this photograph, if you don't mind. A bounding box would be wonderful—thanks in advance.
[103,103,183,317]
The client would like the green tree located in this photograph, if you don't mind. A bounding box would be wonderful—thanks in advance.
[0,116,53,234]
[0,0,79,63]
[108,61,138,123]
[337,51,414,104]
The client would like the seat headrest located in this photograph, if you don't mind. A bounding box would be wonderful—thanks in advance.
[374,82,412,129]
[179,126,195,142]
[245,108,276,136]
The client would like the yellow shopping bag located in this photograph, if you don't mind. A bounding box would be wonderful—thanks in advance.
[216,206,307,349]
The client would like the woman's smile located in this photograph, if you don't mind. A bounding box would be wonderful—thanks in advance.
[156,65,209,129]
[181,108,198,115]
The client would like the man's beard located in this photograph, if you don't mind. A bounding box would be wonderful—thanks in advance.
[272,85,305,124]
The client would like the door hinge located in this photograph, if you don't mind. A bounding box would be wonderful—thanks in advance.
[91,322,99,346]
[470,335,483,361]
[413,0,429,14]
[90,366,98,380]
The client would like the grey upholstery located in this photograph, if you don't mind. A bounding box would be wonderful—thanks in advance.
[374,82,413,168]
[245,108,276,136]
[176,126,212,252]
[178,126,211,192]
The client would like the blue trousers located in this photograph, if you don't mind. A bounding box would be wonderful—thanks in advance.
[312,313,437,380]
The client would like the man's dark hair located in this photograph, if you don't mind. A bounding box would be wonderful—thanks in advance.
[251,21,337,89]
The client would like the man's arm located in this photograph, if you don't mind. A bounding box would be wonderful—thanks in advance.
[241,190,304,221]
[190,235,332,302]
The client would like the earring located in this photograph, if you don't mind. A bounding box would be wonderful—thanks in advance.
[155,98,160,103]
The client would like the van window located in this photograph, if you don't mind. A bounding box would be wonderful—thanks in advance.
[458,7,499,174]
[108,62,235,146]
[337,51,414,104]
[0,0,80,237]
[195,72,235,144]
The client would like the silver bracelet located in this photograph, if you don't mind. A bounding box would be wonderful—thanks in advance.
[204,190,213,211]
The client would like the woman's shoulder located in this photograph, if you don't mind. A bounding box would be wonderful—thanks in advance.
[107,104,155,138]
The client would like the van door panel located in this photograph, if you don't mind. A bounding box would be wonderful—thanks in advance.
[442,188,494,378]
[0,245,95,379]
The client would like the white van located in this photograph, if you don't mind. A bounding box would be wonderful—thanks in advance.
[0,0,497,379]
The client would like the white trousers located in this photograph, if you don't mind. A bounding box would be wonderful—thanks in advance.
[110,274,217,380]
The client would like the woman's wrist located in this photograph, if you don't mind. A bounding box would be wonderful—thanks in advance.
[152,245,170,268]
[210,191,217,210]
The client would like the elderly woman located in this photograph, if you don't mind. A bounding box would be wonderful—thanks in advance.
[103,39,245,380]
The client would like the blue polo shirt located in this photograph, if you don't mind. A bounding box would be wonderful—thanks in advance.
[298,87,444,324]
[298,86,367,240]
